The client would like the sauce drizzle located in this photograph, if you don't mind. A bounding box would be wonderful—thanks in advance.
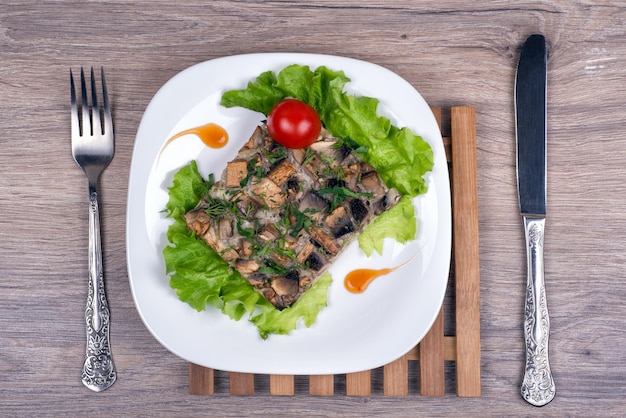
[344,256,416,294]
[164,122,228,149]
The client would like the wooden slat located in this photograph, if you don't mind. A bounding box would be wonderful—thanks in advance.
[451,106,481,397]
[383,354,408,396]
[229,372,255,395]
[309,375,334,396]
[431,106,442,128]
[406,336,457,361]
[417,106,447,397]
[189,364,214,395]
[419,308,446,396]
[269,375,294,396]
[431,106,451,162]
[443,136,452,162]
[346,370,371,396]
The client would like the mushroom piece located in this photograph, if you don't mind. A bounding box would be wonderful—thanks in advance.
[291,147,306,165]
[336,143,352,160]
[296,241,315,264]
[260,287,277,303]
[298,191,328,219]
[245,273,266,288]
[218,219,233,240]
[233,194,260,218]
[325,206,355,238]
[286,177,300,192]
[240,239,253,258]
[309,227,340,256]
[271,273,300,297]
[200,224,219,250]
[268,160,297,186]
[325,178,347,189]
[250,177,285,209]
[349,198,369,224]
[309,140,339,161]
[235,259,260,275]
[360,171,386,198]
[305,251,325,271]
[342,163,360,190]
[302,153,325,181]
[225,160,248,188]
[299,275,312,289]
[183,208,212,237]
[258,224,280,242]
[219,247,239,262]
[374,188,402,215]
[243,126,263,150]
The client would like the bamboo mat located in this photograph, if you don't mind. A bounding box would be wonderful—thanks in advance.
[188,106,480,397]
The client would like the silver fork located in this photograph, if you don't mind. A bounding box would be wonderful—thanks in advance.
[71,67,116,392]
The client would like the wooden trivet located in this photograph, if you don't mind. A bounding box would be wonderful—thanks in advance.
[188,106,481,397]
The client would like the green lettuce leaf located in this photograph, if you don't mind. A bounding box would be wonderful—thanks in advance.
[162,161,330,339]
[358,196,417,257]
[164,161,211,219]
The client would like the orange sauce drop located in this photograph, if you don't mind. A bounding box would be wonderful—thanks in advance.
[344,267,395,294]
[344,255,418,294]
[164,122,228,149]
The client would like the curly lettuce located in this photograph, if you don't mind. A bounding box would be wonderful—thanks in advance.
[357,195,417,257]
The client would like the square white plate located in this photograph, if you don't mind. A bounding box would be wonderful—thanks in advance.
[126,53,451,375]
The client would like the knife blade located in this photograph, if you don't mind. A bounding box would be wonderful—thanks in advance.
[515,33,556,407]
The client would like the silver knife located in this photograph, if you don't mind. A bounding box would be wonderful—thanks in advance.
[515,34,556,406]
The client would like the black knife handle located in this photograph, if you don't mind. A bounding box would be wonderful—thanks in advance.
[521,216,555,406]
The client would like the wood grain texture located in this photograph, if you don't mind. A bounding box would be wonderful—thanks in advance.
[269,375,295,396]
[2,1,626,416]
[451,106,482,397]
[229,372,255,395]
[346,370,372,396]
[383,354,409,396]
[309,375,334,396]
[418,106,446,398]
[419,309,446,396]
[188,364,214,395]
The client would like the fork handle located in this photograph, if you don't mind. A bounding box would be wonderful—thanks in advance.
[82,186,116,391]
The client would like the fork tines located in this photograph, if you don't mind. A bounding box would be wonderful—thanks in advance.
[70,67,112,139]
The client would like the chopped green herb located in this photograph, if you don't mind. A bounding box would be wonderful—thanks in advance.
[203,197,236,217]
[236,221,256,238]
[266,146,287,164]
[318,186,373,212]
[258,259,290,275]
[302,147,316,166]
[287,205,313,235]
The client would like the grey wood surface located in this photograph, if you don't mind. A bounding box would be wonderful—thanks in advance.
[1,0,625,416]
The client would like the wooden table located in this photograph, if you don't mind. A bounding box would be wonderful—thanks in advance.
[1,1,625,415]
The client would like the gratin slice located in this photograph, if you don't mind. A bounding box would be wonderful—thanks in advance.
[184,124,400,309]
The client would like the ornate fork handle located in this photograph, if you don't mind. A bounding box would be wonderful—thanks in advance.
[521,217,555,406]
[82,187,116,392]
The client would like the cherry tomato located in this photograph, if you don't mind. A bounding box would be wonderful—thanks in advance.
[267,98,321,149]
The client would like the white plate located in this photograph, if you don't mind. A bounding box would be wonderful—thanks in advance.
[127,53,451,375]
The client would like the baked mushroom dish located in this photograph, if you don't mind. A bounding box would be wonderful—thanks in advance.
[183,123,401,310]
